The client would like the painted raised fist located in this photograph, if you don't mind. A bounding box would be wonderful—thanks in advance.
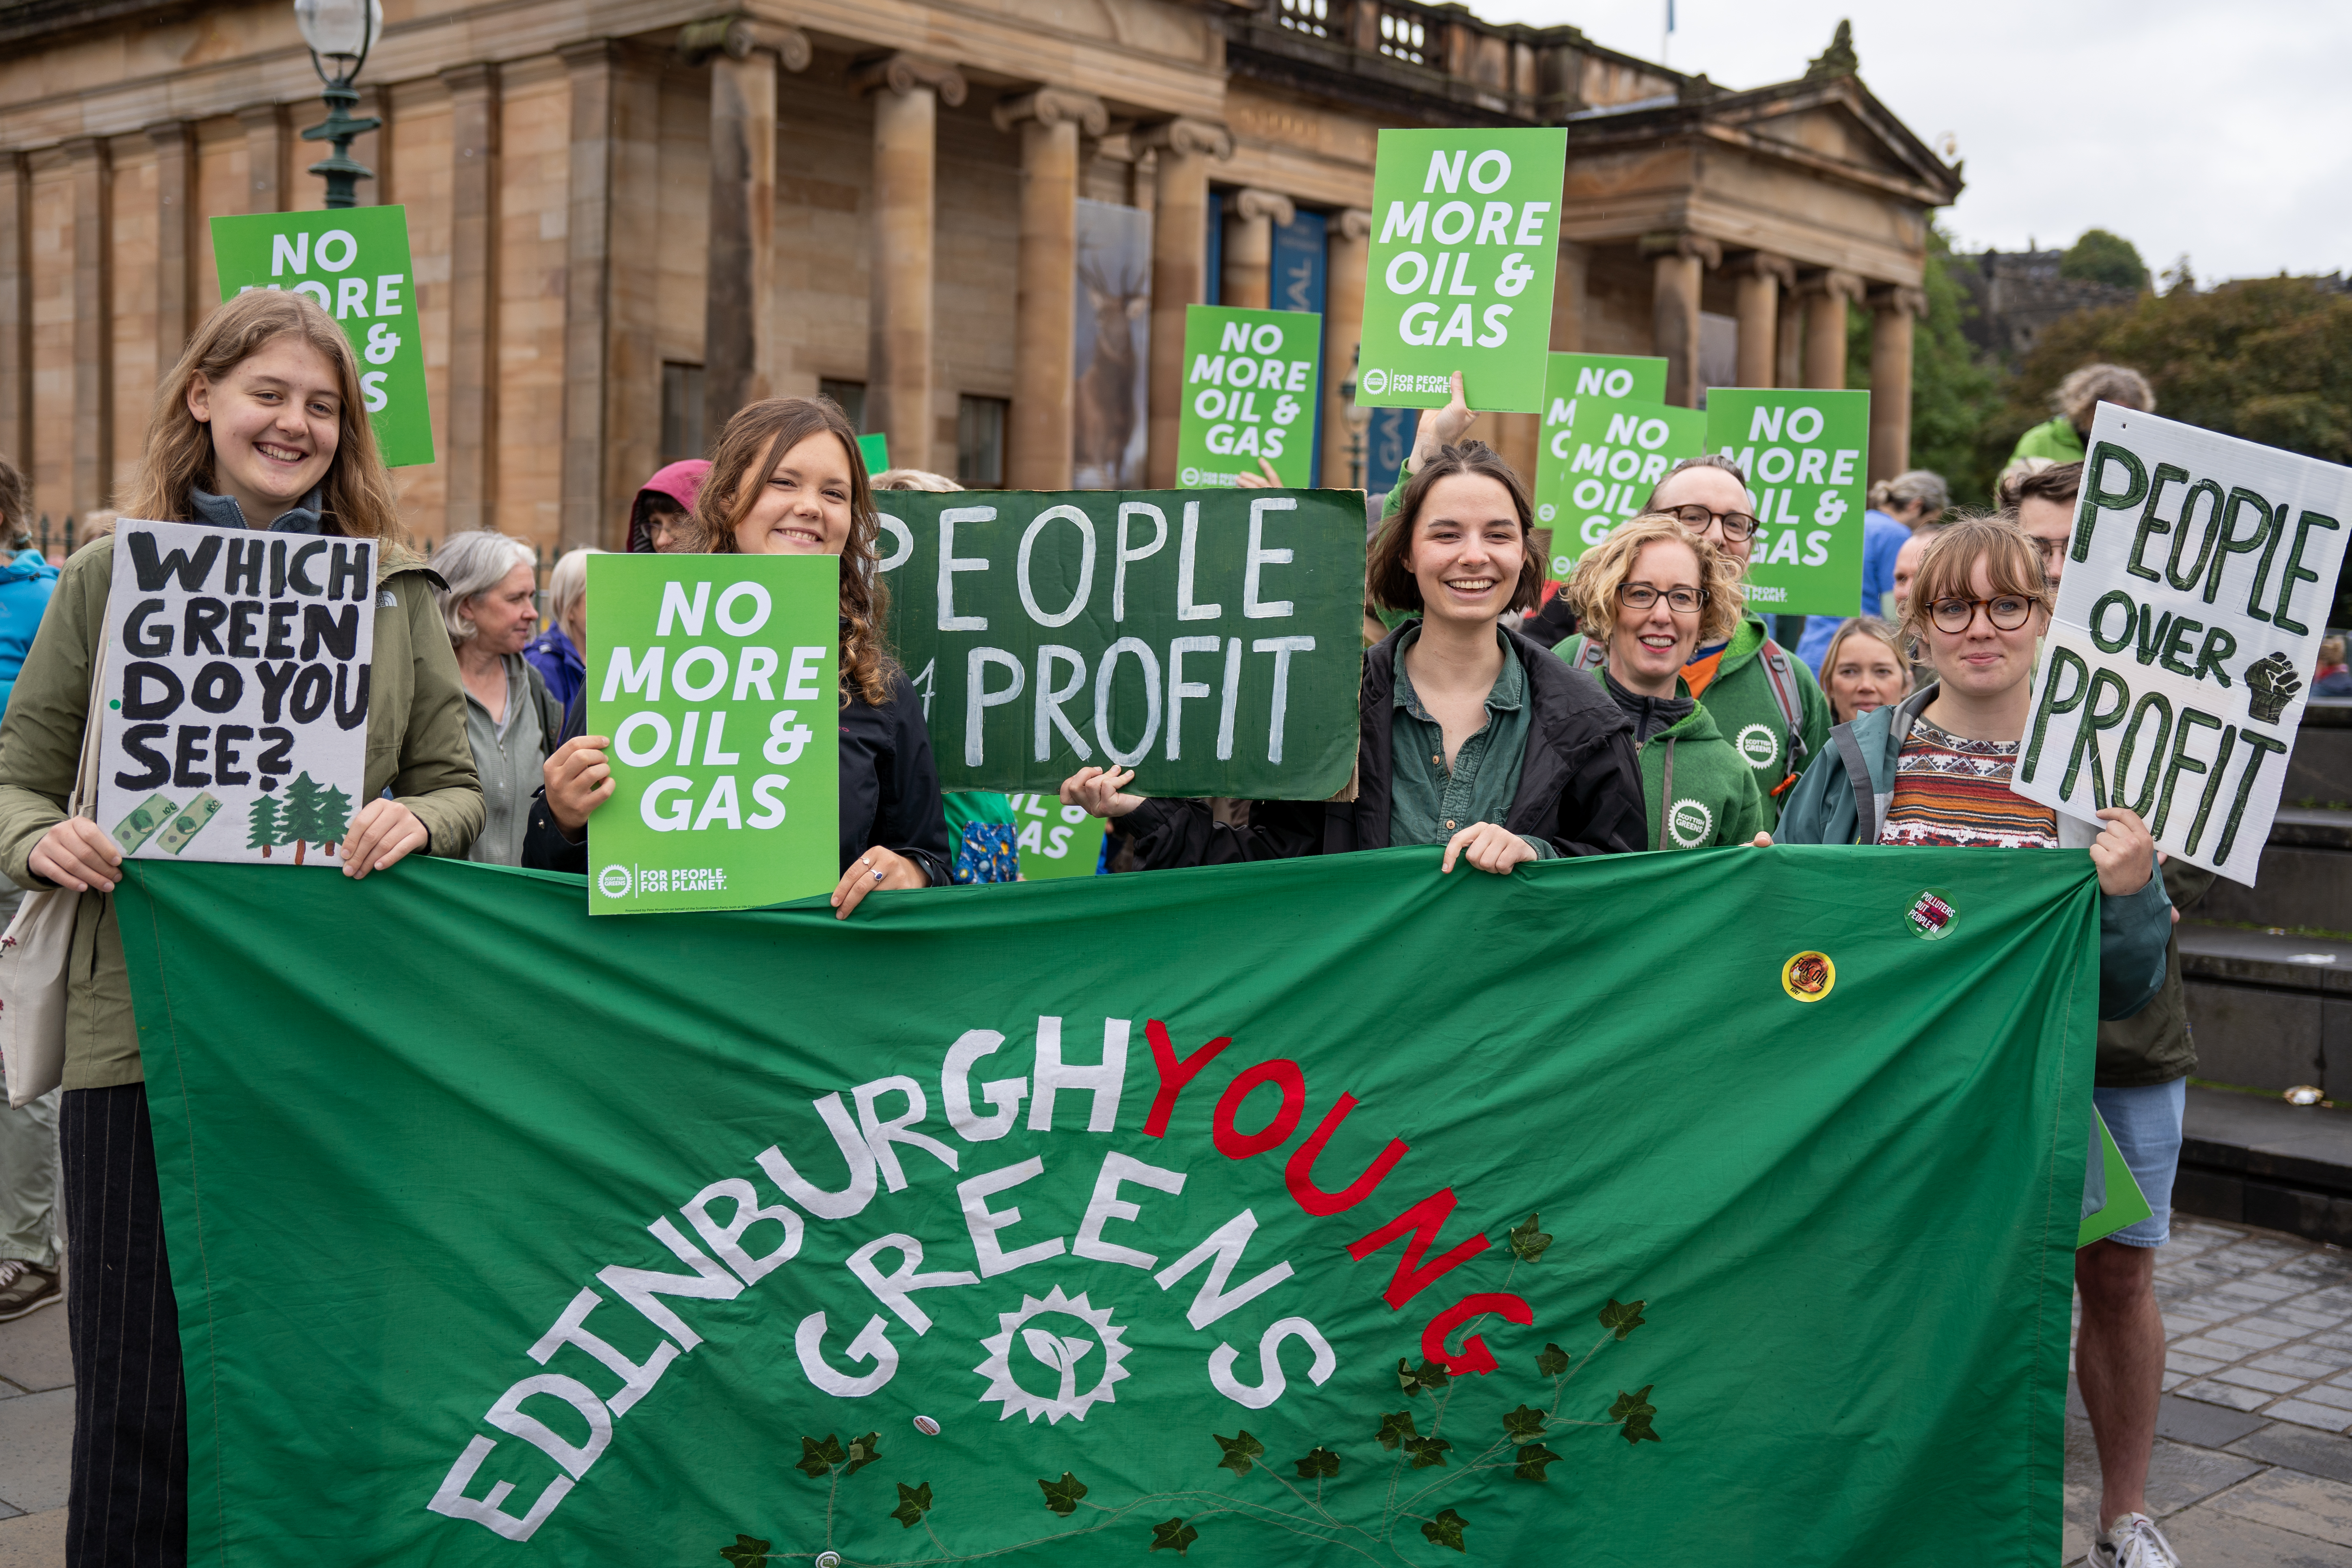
[2244,650,2303,725]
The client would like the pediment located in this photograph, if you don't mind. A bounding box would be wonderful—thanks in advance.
[1703,78,1960,202]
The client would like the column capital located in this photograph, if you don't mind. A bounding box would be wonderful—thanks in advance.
[1869,283,1929,319]
[1727,250,1795,287]
[1231,188,1294,226]
[676,16,811,72]
[1336,207,1373,243]
[992,87,1107,138]
[1796,267,1867,305]
[852,52,966,106]
[143,120,191,152]
[438,61,500,95]
[1134,117,1233,160]
[58,134,108,164]
[1638,230,1721,268]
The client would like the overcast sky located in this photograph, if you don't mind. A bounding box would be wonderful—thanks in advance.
[1465,0,2351,283]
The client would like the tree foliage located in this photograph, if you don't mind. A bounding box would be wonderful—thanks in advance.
[2061,228,2149,292]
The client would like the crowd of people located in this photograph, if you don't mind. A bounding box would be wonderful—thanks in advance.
[0,289,2331,1568]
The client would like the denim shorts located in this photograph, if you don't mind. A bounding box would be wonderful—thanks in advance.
[2091,1078,2187,1248]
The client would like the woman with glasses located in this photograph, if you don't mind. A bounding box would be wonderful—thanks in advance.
[1563,515,1763,851]
[1059,440,1647,869]
[1559,455,1832,829]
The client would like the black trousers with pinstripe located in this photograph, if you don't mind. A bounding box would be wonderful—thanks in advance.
[60,1085,187,1566]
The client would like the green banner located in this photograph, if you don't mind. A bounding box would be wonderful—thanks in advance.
[209,207,434,467]
[121,845,2094,1566]
[1532,352,1704,576]
[1702,389,1870,617]
[877,489,1365,798]
[1176,306,1322,489]
[583,554,842,912]
[1007,791,1109,880]
[1357,129,1567,413]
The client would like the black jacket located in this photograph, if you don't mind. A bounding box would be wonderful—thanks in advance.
[521,671,954,888]
[1115,624,1646,867]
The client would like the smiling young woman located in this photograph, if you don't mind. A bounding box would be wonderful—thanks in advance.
[0,287,484,1562]
[1059,440,1646,869]
[524,396,950,914]
[1818,616,1913,727]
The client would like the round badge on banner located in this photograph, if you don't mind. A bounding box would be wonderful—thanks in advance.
[1903,888,1959,940]
[1781,950,1835,1003]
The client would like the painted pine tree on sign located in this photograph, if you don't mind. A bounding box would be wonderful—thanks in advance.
[279,774,324,866]
[246,794,282,858]
[313,785,353,858]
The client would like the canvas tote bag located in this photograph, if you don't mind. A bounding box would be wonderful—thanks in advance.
[0,647,108,1108]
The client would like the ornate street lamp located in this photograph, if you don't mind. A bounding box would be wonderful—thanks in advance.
[294,0,384,209]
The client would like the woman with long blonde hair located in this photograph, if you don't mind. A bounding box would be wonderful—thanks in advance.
[0,287,483,1561]
[528,396,950,913]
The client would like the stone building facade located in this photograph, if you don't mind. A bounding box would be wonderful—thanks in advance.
[0,0,1960,554]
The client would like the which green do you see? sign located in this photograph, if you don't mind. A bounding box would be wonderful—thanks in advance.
[1005,792,1109,880]
[583,555,842,913]
[879,490,1366,799]
[1532,353,1705,575]
[1175,306,1321,489]
[1356,128,1567,412]
[1703,389,1870,617]
[210,208,433,467]
[2014,407,2352,885]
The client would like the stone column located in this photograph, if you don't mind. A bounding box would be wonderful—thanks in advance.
[238,103,287,214]
[65,137,112,515]
[1548,238,1588,352]
[1220,188,1293,311]
[1867,285,1927,482]
[856,54,965,475]
[147,122,194,370]
[1799,269,1864,390]
[1136,118,1231,487]
[1322,207,1370,489]
[558,41,625,553]
[1775,294,1802,390]
[441,63,500,533]
[1641,232,1718,408]
[1,153,32,472]
[996,87,1105,491]
[1730,252,1792,390]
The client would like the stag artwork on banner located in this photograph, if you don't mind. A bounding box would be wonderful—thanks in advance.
[1073,198,1153,490]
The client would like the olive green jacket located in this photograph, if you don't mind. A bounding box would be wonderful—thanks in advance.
[0,537,485,1089]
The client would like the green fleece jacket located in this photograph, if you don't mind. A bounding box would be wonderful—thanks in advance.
[2007,416,2086,467]
[1576,670,1764,850]
[1559,613,1830,831]
[0,536,485,1089]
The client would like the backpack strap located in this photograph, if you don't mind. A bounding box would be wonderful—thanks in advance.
[1756,638,1810,795]
[1572,636,1606,673]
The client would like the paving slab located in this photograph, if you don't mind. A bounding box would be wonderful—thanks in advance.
[2152,1501,2352,1567]
[0,1508,63,1568]
[2208,1465,2352,1546]
[2231,1421,2352,1485]
[0,1311,67,1400]
[0,1389,72,1515]
[2156,1393,2270,1449]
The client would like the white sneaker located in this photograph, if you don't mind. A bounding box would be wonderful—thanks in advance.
[2091,1512,2180,1568]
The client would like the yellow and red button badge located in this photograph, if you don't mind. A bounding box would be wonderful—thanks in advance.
[1781,950,1836,1003]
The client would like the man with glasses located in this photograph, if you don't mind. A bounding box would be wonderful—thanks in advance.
[1559,455,1830,829]
[2001,459,2083,588]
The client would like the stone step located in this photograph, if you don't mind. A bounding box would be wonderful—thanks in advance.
[2174,1082,2352,1245]
[2179,923,2350,1095]
[2289,697,2352,806]
[2195,806,2352,933]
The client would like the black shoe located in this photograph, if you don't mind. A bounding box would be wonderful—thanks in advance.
[0,1259,60,1321]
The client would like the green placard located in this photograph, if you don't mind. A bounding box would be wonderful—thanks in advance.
[878,488,1366,798]
[1533,354,1704,575]
[1006,791,1108,878]
[1357,128,1567,412]
[2078,1107,2153,1249]
[1702,389,1870,617]
[1175,306,1321,489]
[209,207,433,467]
[858,433,888,474]
[582,554,841,913]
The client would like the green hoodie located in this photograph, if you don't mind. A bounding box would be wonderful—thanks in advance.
[1578,671,1765,850]
[1559,612,1829,829]
[2007,415,2086,468]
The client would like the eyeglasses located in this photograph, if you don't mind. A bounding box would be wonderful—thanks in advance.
[1618,582,1707,615]
[1929,595,2035,634]
[1663,503,1759,544]
[2029,536,2065,564]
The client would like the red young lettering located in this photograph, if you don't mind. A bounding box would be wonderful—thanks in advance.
[1285,1095,1408,1215]
[1419,1292,1532,1376]
[1212,1059,1306,1159]
[1141,1020,1232,1139]
[1347,1188,1492,1310]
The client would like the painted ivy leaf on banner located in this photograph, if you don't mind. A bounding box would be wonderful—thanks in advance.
[1535,1342,1572,1376]
[1514,1443,1563,1482]
[1213,1430,1266,1476]
[1375,1410,1418,1450]
[1403,1434,1454,1469]
[717,1533,770,1567]
[843,1432,882,1476]
[1612,1385,1662,1444]
[1500,1403,1548,1443]
[1421,1508,1470,1553]
[1037,1471,1088,1516]
[1397,1357,1452,1396]
[794,1435,846,1477]
[1149,1516,1199,1555]
[889,1481,934,1529]
[1599,1297,1648,1340]
[1294,1445,1342,1480]
[1507,1213,1553,1262]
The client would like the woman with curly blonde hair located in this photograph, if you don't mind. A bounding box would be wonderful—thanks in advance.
[528,396,949,913]
[1564,515,1761,850]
